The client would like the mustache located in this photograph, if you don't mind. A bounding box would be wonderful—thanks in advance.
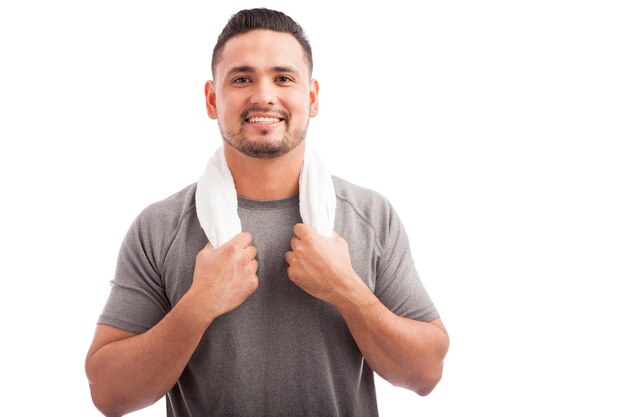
[239,106,290,123]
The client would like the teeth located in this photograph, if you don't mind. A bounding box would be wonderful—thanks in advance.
[247,117,281,123]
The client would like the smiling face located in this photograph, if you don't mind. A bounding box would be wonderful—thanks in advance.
[205,29,319,159]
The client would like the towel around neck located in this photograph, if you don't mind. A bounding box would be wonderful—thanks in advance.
[195,145,336,247]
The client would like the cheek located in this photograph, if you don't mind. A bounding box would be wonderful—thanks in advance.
[218,97,244,122]
[284,92,311,118]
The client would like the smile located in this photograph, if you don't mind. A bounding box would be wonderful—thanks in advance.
[246,116,283,123]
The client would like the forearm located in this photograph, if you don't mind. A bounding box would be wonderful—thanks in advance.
[334,278,449,396]
[86,293,211,417]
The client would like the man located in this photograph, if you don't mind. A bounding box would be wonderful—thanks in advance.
[86,8,448,417]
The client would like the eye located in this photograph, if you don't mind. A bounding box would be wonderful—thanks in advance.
[276,75,294,84]
[233,76,251,84]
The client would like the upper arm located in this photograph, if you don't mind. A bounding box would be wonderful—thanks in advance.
[98,212,171,334]
[374,204,440,322]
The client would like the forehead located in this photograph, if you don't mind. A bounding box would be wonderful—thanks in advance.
[216,29,308,79]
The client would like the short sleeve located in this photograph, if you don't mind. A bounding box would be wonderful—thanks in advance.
[97,212,171,334]
[374,206,439,322]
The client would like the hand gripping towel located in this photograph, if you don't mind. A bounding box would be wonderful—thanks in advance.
[195,146,336,247]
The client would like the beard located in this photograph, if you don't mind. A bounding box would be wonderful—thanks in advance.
[218,106,308,159]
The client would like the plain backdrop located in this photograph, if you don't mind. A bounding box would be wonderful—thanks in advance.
[1,1,624,416]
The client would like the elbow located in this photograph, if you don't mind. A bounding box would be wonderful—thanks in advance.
[411,364,444,397]
[86,372,158,417]
[414,324,449,396]
[87,368,132,417]
[86,358,137,417]
[415,376,440,397]
[384,362,443,397]
[87,377,153,417]
[88,380,154,417]
[88,384,123,417]
[86,359,117,416]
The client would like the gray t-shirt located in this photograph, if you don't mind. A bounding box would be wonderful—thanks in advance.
[98,175,438,417]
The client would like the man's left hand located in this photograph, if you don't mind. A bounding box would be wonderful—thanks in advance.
[285,223,363,305]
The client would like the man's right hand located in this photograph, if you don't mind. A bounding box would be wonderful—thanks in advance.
[86,232,258,417]
[187,232,259,322]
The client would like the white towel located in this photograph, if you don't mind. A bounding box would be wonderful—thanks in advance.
[195,146,336,247]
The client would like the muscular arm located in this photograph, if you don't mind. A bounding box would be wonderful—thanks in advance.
[334,282,448,395]
[86,296,210,417]
[86,233,258,417]
[285,224,449,396]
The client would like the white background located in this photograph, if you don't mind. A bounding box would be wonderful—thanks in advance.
[1,1,625,416]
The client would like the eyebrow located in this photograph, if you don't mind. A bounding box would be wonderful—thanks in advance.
[225,65,299,78]
[226,66,254,77]
[271,66,298,74]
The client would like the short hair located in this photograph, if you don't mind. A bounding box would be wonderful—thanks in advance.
[211,8,313,78]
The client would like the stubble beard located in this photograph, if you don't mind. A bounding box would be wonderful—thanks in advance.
[219,110,309,160]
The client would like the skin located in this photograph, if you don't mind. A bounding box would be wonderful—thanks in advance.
[86,29,448,417]
[285,224,449,395]
[205,29,319,199]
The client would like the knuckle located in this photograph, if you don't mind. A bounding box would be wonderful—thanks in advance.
[236,255,247,268]
[225,244,238,257]
[248,276,259,292]
[239,232,253,245]
[196,250,208,262]
[286,267,296,281]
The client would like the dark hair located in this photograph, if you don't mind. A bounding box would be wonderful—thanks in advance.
[211,8,313,77]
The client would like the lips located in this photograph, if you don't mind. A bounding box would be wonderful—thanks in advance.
[241,108,289,125]
[246,116,283,123]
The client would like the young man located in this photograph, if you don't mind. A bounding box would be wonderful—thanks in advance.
[86,8,448,417]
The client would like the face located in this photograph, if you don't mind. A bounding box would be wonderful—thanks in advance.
[205,29,319,159]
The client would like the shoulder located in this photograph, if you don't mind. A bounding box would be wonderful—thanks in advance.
[332,175,398,249]
[332,175,394,221]
[132,182,198,239]
[332,175,390,208]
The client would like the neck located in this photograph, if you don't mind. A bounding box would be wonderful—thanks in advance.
[224,141,305,200]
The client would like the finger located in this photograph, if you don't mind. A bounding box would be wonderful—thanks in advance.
[202,241,215,253]
[286,264,296,281]
[290,236,300,251]
[285,250,294,265]
[243,245,257,262]
[293,223,310,239]
[250,259,259,274]
[229,231,253,248]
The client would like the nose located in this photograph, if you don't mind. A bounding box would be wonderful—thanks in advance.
[249,78,276,106]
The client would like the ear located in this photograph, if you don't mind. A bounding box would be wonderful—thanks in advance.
[205,80,218,119]
[309,79,319,118]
